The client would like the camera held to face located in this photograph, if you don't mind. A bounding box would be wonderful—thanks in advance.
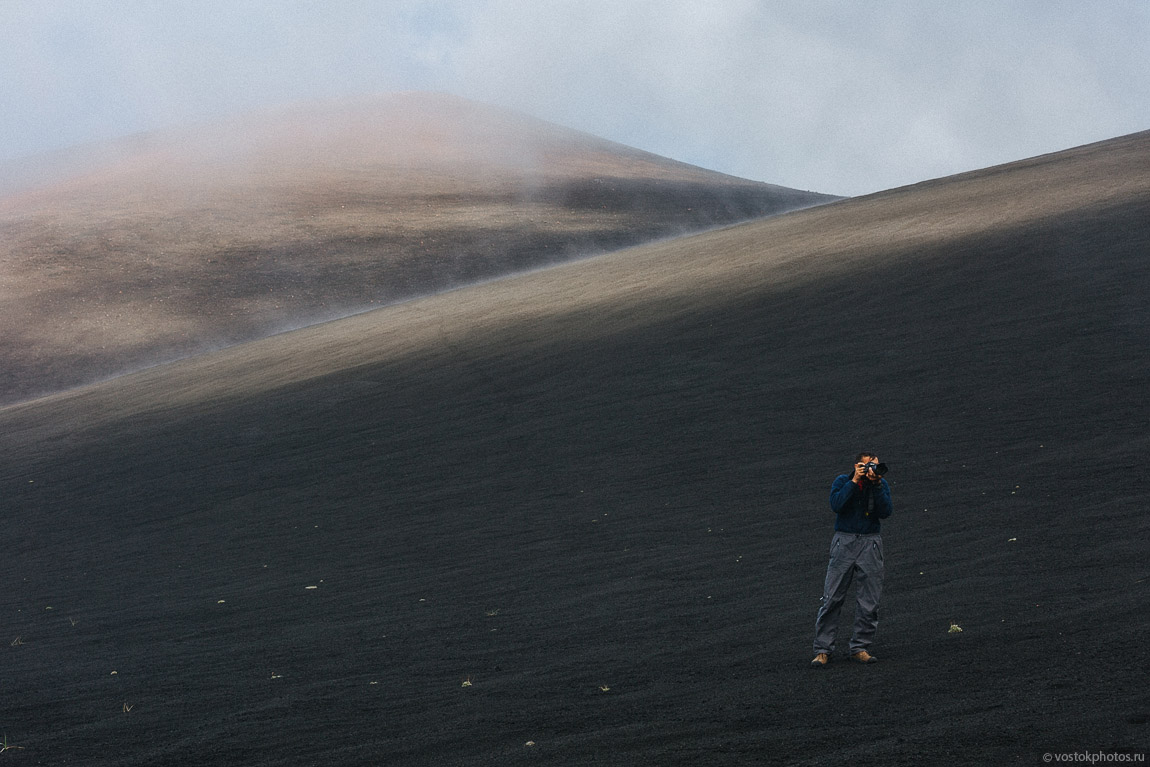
[864,461,888,477]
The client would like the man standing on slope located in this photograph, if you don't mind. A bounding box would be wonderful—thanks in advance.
[811,451,892,667]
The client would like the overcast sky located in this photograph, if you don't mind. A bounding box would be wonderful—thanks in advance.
[2,0,1148,196]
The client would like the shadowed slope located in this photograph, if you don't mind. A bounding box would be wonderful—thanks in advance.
[2,131,1148,765]
[0,92,835,405]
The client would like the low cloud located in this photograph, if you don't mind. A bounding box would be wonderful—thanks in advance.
[2,1,1148,196]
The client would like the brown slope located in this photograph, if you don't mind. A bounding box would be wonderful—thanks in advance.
[2,130,1148,765]
[0,92,835,405]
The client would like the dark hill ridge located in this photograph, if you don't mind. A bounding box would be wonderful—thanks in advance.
[0,92,835,406]
[2,130,1149,765]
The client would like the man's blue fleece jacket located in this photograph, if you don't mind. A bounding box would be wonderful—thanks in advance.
[829,475,893,534]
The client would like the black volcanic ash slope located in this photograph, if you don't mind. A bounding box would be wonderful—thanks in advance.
[1,131,1148,765]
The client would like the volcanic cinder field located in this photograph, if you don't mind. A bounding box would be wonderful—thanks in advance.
[2,98,1149,765]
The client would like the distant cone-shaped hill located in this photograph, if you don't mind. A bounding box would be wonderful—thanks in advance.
[0,92,836,405]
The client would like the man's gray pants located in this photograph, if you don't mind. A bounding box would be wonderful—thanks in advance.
[813,532,885,656]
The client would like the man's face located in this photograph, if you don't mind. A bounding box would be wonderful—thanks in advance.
[857,455,879,480]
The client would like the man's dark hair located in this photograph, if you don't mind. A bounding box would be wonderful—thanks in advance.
[851,450,877,474]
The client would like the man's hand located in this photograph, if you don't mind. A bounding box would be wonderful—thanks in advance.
[854,458,881,484]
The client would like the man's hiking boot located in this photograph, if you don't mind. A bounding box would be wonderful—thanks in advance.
[851,650,878,664]
[810,653,830,668]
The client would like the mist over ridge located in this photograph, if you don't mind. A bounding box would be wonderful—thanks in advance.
[0,92,836,406]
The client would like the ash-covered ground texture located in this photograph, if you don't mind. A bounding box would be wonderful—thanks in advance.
[0,92,834,406]
[2,126,1150,765]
